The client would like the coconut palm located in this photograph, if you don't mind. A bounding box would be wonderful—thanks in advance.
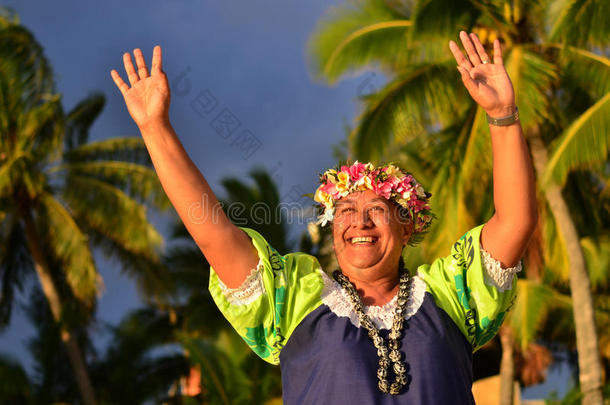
[306,0,609,403]
[90,307,191,404]
[0,8,172,404]
[0,288,191,404]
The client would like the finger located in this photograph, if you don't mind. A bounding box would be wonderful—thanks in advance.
[459,31,482,66]
[151,45,163,73]
[493,39,504,65]
[123,52,140,86]
[449,40,473,70]
[133,48,149,79]
[110,69,129,97]
[457,66,478,95]
[469,33,491,64]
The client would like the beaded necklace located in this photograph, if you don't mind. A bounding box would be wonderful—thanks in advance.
[332,265,413,395]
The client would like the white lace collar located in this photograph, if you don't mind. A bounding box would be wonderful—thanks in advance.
[318,269,427,330]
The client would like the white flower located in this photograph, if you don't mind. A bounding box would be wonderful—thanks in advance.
[316,208,334,227]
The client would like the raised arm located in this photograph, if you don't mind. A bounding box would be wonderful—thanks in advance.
[449,32,538,268]
[110,45,258,288]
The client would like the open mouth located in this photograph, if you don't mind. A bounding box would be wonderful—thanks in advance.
[348,236,378,245]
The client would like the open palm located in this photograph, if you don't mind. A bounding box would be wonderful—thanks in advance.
[449,31,515,117]
[111,45,170,129]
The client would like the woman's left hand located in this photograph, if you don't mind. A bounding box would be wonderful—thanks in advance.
[449,31,515,118]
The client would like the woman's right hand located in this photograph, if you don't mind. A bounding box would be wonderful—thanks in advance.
[110,45,170,130]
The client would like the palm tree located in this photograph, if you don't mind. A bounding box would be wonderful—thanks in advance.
[90,307,191,404]
[0,288,191,404]
[0,8,172,404]
[306,0,609,403]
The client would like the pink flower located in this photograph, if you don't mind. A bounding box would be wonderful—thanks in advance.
[395,177,413,194]
[320,182,337,198]
[412,199,426,213]
[342,161,367,182]
[373,179,393,199]
[387,176,401,188]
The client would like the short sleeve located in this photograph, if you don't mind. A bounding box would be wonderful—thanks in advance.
[416,224,521,352]
[209,227,324,365]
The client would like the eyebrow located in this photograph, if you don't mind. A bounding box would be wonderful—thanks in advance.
[368,198,387,204]
[335,200,354,208]
[335,197,387,207]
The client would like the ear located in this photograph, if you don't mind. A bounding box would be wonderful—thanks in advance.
[401,218,414,246]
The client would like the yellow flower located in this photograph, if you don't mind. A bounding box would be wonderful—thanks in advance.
[355,175,373,191]
[385,165,405,179]
[324,169,338,184]
[314,188,333,207]
[335,171,351,197]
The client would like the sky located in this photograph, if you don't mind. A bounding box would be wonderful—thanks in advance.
[0,0,572,400]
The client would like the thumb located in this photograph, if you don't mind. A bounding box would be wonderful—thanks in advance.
[457,66,477,95]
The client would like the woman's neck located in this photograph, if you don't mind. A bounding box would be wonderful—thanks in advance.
[348,274,401,307]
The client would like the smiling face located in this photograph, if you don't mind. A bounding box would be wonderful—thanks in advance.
[331,190,413,284]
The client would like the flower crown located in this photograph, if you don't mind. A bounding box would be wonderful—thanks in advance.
[313,161,436,245]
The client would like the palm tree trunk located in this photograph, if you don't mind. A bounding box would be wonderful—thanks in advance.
[529,134,603,405]
[499,326,516,405]
[20,205,97,405]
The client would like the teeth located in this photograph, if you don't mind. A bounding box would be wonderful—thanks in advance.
[351,237,376,244]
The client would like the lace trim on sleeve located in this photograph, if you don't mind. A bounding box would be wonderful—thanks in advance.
[217,259,265,305]
[480,243,523,292]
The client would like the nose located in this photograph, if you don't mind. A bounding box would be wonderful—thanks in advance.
[352,207,373,228]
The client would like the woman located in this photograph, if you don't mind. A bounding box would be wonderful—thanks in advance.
[111,31,537,404]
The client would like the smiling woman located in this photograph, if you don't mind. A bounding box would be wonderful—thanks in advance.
[111,30,536,405]
[208,161,525,403]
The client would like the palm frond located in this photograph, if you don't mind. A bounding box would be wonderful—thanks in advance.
[59,174,170,298]
[180,334,250,405]
[110,307,177,350]
[508,278,572,351]
[0,217,34,330]
[505,46,558,133]
[50,160,171,210]
[15,93,63,156]
[581,235,610,290]
[540,204,571,286]
[64,92,105,150]
[547,0,610,48]
[553,44,610,100]
[0,6,20,26]
[35,192,100,304]
[0,153,28,198]
[62,136,154,167]
[423,124,477,259]
[0,22,56,105]
[0,18,63,163]
[60,173,164,258]
[458,105,493,208]
[220,168,292,254]
[0,353,34,404]
[542,91,610,188]
[412,0,506,38]
[306,0,410,84]
[350,62,462,161]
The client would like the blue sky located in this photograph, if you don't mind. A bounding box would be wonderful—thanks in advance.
[0,0,374,375]
[0,0,571,399]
